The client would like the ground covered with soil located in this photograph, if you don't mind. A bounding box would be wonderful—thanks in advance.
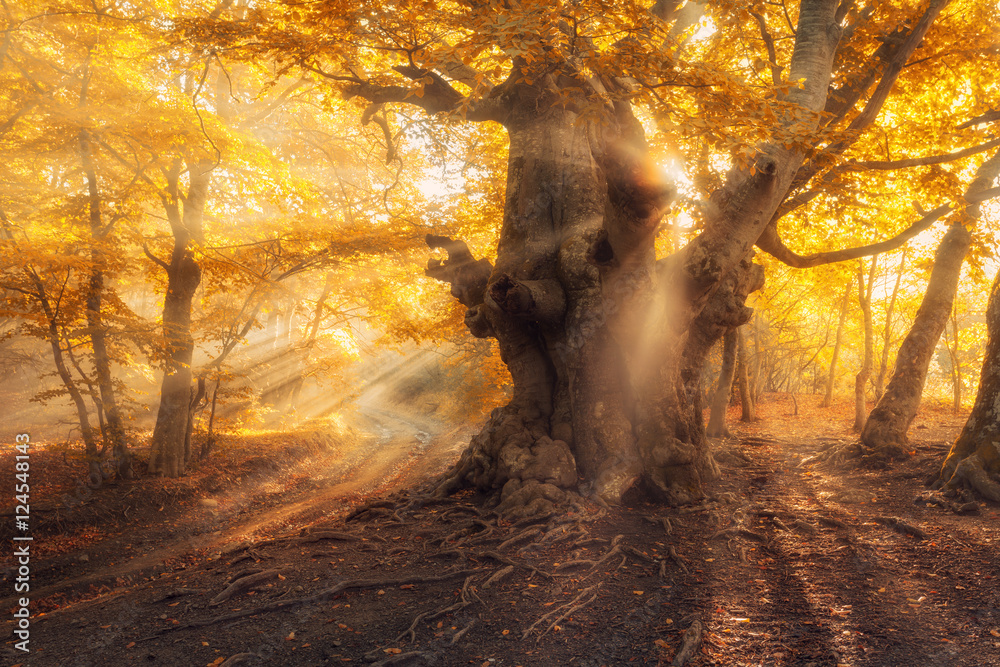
[3,394,1000,667]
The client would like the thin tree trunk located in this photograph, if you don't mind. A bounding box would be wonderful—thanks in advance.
[823,281,852,408]
[946,305,962,413]
[737,326,755,422]
[751,314,763,402]
[706,328,738,437]
[854,257,877,431]
[38,288,102,485]
[148,161,211,477]
[80,127,132,479]
[875,249,907,400]
[201,378,220,459]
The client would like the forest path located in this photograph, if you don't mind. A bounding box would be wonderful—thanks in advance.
[693,396,1000,666]
[5,395,1000,667]
[0,389,472,618]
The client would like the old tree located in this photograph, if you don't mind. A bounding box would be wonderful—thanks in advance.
[189,0,999,513]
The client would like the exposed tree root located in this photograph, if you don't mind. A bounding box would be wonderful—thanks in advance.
[152,587,203,603]
[874,516,926,539]
[481,565,514,589]
[210,570,283,606]
[220,653,261,666]
[297,530,361,544]
[394,575,477,645]
[371,650,432,667]
[522,584,601,641]
[671,620,704,666]
[710,527,767,543]
[791,519,819,535]
[140,568,484,640]
[643,515,673,534]
[667,545,689,575]
[677,500,720,515]
[817,515,850,530]
[938,452,1000,502]
[450,620,475,644]
[807,439,911,469]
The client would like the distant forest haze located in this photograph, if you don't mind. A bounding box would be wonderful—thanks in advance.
[1,0,999,508]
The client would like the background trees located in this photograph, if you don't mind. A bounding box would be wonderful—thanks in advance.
[1,0,998,504]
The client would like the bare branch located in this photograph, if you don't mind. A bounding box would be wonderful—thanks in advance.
[849,138,1000,170]
[750,11,783,86]
[757,183,1000,269]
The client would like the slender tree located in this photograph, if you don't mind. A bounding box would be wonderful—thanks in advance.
[853,257,877,431]
[706,328,737,438]
[823,282,852,408]
[875,249,907,401]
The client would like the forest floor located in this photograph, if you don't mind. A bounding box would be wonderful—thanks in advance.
[2,394,1000,667]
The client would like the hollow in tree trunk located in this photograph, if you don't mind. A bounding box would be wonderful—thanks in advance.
[706,328,738,438]
[935,268,1000,501]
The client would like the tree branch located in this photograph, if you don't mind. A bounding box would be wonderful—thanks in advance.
[750,11,783,87]
[794,0,950,193]
[143,243,170,272]
[757,183,1000,269]
[316,64,511,123]
[848,138,1000,170]
[425,234,493,309]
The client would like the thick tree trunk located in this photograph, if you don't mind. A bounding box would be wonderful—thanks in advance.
[706,328,738,438]
[935,269,1000,501]
[427,0,842,512]
[736,326,755,422]
[875,250,906,400]
[823,282,852,408]
[854,258,877,431]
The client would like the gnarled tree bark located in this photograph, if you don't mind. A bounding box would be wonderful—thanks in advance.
[343,0,843,513]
